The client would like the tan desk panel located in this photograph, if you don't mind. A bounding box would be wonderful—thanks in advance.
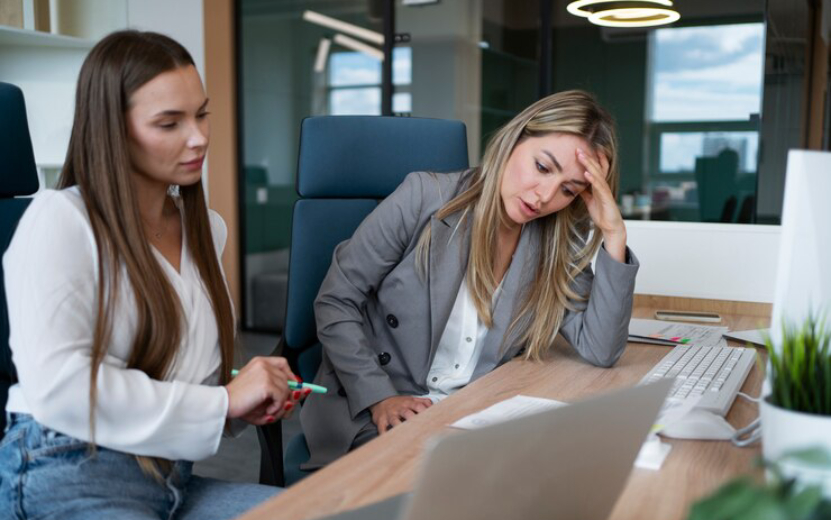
[239,303,768,520]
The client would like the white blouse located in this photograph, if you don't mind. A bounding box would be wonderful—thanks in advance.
[3,187,231,461]
[425,277,502,402]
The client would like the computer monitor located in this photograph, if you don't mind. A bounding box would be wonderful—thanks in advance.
[770,150,831,349]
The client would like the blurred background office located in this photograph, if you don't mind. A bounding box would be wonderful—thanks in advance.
[234,0,825,333]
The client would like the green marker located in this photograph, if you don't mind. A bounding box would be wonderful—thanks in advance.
[229,369,328,394]
[289,381,328,394]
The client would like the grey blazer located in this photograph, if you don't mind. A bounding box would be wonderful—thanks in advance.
[300,170,639,468]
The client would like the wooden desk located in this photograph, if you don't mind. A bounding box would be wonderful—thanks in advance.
[240,298,770,520]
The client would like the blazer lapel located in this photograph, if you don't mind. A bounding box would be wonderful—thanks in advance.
[472,221,540,379]
[427,210,469,367]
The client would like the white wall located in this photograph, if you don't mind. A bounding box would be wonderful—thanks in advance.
[126,0,205,80]
[626,221,781,303]
[0,43,87,166]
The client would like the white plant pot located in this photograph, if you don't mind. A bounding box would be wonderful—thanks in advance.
[761,397,831,497]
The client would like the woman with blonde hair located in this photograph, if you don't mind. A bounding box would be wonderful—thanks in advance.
[301,90,639,469]
[1,30,304,519]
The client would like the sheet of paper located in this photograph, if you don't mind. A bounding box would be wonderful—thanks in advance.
[450,395,566,430]
[629,318,729,347]
[627,336,677,346]
[723,328,768,348]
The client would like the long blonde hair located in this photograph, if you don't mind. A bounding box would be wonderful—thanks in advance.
[58,31,235,478]
[417,90,619,360]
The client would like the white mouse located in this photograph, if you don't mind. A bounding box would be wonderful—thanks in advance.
[659,409,737,440]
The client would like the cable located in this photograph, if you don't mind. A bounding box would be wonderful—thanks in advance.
[737,391,761,403]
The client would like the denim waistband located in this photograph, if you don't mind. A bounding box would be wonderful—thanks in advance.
[4,411,30,433]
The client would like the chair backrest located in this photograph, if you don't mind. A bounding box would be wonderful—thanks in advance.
[283,116,468,381]
[0,82,40,435]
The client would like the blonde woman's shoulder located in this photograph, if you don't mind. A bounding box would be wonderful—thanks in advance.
[406,169,469,200]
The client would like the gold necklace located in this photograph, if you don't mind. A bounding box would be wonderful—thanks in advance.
[142,211,170,240]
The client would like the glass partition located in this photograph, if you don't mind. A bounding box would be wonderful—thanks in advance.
[239,0,382,331]
[237,0,824,330]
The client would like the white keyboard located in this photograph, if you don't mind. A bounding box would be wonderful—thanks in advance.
[641,344,757,416]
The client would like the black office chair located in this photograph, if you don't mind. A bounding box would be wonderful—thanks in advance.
[0,82,41,439]
[257,116,469,486]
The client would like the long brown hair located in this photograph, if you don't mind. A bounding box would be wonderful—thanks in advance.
[417,90,619,360]
[58,30,235,476]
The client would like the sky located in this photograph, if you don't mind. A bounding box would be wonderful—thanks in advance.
[650,23,765,122]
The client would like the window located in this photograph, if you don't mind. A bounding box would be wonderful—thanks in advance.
[645,23,765,222]
[328,47,412,115]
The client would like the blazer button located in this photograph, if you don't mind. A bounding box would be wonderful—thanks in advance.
[337,387,347,397]
[378,352,392,366]
[386,314,399,328]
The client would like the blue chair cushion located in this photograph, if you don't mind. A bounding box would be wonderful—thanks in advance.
[297,116,468,198]
[0,83,39,197]
[297,343,322,384]
[283,199,377,350]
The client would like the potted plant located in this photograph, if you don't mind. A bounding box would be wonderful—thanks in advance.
[760,313,831,496]
[687,450,831,520]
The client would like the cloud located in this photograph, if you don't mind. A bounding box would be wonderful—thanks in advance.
[654,23,764,74]
[651,23,764,121]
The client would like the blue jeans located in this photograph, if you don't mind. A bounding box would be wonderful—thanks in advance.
[0,413,280,520]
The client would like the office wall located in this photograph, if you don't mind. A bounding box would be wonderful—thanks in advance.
[627,221,780,303]
[0,44,86,166]
[126,0,205,80]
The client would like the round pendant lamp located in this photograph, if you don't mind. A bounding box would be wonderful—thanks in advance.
[567,0,680,28]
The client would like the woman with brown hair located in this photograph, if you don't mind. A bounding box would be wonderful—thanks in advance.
[301,90,640,469]
[0,30,299,519]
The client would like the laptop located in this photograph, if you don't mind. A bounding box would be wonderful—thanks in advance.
[312,379,673,520]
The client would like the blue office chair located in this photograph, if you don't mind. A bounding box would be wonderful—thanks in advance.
[257,116,469,487]
[0,83,41,439]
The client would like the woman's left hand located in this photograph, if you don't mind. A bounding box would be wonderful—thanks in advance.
[576,148,627,263]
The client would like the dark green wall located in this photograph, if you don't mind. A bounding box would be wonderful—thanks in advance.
[552,26,647,197]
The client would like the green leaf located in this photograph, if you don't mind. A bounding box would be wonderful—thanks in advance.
[783,486,824,519]
[687,479,764,520]
[740,494,789,520]
[766,311,831,415]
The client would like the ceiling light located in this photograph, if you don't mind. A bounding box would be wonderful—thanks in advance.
[314,38,331,73]
[566,0,680,28]
[333,34,384,61]
[302,10,384,45]
[589,7,680,27]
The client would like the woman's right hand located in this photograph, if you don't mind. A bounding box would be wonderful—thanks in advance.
[224,357,304,425]
[369,396,433,435]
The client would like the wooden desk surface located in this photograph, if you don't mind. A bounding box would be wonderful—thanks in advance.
[239,302,769,520]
